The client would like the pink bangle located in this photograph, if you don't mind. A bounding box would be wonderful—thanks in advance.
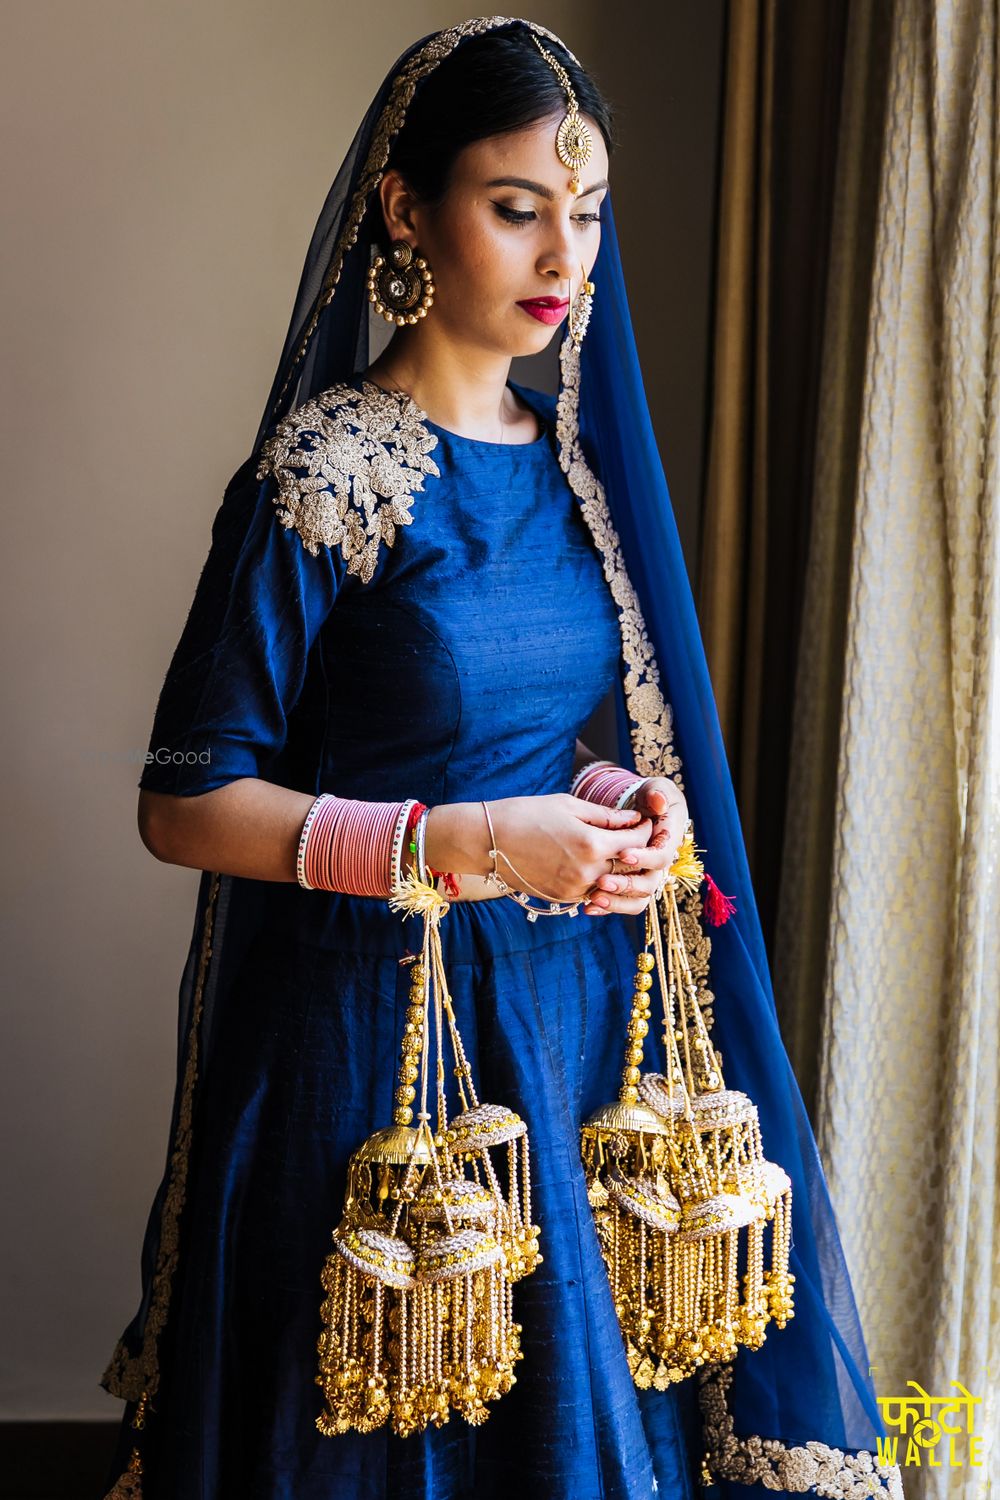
[569,757,614,797]
[571,759,649,810]
[296,794,417,897]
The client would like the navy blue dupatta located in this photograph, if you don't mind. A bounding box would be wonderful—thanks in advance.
[577,192,898,1489]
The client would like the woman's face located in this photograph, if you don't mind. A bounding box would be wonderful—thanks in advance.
[382,111,609,358]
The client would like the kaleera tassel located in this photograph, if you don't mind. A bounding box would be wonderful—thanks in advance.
[668,826,736,927]
[315,870,541,1438]
[581,828,793,1390]
[703,872,736,927]
[101,1391,149,1498]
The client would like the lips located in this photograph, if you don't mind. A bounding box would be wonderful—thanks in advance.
[517,297,570,325]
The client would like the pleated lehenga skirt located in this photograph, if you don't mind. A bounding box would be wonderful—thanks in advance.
[102,891,703,1500]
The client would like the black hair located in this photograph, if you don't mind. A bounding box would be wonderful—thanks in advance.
[384,25,617,209]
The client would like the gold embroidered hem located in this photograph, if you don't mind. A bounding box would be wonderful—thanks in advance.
[255,379,441,584]
[698,1364,905,1498]
[101,873,223,1406]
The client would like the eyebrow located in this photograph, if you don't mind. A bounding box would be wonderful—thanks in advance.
[485,175,609,200]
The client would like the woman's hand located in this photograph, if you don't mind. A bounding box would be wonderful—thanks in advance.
[583,776,689,917]
[425,794,653,907]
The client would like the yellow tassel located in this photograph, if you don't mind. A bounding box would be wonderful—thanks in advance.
[387,867,451,920]
[667,825,704,888]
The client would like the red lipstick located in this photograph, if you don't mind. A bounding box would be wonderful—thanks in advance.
[516,297,570,325]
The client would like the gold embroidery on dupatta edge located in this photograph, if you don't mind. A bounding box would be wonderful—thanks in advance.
[699,1364,906,1498]
[553,343,897,1495]
[101,872,223,1405]
[270,16,579,423]
[553,336,682,789]
[551,334,724,1057]
[255,380,440,585]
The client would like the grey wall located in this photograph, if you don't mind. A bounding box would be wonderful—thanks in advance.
[1,1,723,1419]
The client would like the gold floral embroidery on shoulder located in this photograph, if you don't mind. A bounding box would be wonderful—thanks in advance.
[699,1364,905,1498]
[255,379,440,585]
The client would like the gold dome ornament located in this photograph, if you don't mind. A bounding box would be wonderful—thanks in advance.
[580,825,795,1390]
[314,871,541,1438]
[529,32,594,196]
[367,240,435,325]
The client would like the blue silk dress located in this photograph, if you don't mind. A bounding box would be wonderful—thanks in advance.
[102,376,703,1498]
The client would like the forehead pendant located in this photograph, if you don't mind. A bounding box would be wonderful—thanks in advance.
[529,33,593,196]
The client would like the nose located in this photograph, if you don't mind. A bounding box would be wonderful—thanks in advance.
[539,216,583,290]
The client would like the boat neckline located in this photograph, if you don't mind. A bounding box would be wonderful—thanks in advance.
[354,375,550,450]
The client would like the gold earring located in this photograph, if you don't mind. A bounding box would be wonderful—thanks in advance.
[569,263,595,347]
[367,239,435,325]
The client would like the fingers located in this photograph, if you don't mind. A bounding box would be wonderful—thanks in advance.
[584,867,663,916]
[607,836,673,874]
[584,888,654,915]
[571,797,646,830]
[592,817,656,860]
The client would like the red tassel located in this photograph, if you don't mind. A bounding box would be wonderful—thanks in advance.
[703,871,736,926]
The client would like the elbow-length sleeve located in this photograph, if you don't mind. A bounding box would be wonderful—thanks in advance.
[137,454,343,798]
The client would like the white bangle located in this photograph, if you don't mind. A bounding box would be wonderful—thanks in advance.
[296,792,335,889]
[615,777,650,810]
[389,799,418,896]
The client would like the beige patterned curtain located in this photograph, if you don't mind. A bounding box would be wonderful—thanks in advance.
[775,1,1000,1493]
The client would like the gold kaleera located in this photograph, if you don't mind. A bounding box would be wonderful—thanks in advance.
[580,825,795,1391]
[315,870,541,1438]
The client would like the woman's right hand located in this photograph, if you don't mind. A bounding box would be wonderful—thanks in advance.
[425,793,654,911]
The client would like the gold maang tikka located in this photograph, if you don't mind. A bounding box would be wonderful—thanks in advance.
[528,32,593,196]
[530,36,596,346]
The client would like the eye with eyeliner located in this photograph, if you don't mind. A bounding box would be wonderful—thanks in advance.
[491,203,602,227]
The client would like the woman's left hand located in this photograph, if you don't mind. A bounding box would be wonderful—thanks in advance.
[583,777,689,916]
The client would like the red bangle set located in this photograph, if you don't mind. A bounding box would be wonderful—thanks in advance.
[570,758,648,809]
[295,762,659,902]
[297,795,413,896]
[296,794,459,897]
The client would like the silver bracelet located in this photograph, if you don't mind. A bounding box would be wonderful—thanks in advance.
[481,799,582,921]
[415,806,429,884]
